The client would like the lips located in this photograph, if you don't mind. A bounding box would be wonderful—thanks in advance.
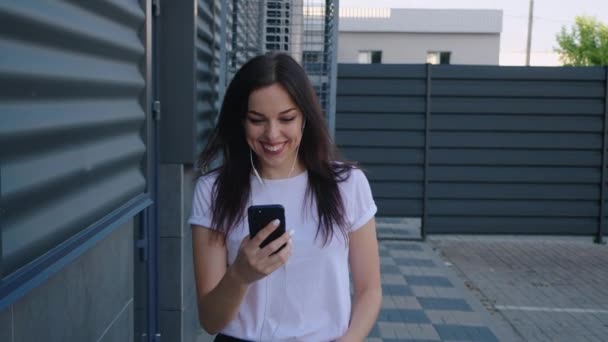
[261,142,286,155]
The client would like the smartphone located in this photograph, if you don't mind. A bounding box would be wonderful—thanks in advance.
[247,204,286,251]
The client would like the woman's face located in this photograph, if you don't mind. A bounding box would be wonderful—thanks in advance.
[245,83,304,176]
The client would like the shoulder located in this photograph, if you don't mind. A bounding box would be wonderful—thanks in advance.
[194,170,220,193]
[331,162,368,187]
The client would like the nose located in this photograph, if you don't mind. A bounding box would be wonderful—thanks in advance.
[264,120,281,140]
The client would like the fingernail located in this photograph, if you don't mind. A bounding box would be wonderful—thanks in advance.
[272,219,280,227]
[289,229,295,236]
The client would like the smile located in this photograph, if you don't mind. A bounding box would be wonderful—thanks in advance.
[262,142,286,153]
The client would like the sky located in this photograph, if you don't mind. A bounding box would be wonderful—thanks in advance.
[339,0,608,65]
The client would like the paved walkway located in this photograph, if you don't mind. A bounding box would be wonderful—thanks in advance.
[430,236,608,342]
[369,239,520,342]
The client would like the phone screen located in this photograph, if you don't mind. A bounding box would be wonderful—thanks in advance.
[247,204,286,250]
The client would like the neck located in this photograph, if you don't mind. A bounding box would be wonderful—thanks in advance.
[259,160,305,180]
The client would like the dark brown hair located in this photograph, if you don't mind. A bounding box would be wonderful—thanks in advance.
[197,52,352,244]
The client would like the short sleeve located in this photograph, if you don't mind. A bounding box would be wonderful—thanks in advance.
[188,175,215,229]
[345,168,377,232]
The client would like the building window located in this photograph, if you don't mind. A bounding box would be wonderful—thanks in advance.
[303,51,322,63]
[427,51,451,65]
[266,43,280,50]
[358,50,382,64]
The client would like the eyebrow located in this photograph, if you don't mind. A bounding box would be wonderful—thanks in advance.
[247,108,297,116]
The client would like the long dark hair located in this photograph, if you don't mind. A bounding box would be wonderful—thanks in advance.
[198,53,352,245]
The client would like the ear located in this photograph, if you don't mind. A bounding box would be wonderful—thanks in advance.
[302,120,306,131]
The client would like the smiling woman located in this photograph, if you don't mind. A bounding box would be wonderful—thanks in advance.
[189,53,382,342]
[245,84,305,180]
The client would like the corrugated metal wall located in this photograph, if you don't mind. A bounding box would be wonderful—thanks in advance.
[196,0,223,155]
[161,0,263,165]
[0,2,149,276]
[337,64,608,237]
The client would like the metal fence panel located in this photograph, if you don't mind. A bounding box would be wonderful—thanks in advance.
[336,64,608,237]
[0,1,148,275]
[337,64,427,217]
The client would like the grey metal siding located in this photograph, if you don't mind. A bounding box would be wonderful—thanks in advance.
[0,2,148,275]
[336,64,608,236]
[161,0,262,165]
[337,64,426,217]
[196,0,223,157]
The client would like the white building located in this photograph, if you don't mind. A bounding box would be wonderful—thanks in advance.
[338,8,503,65]
[264,0,304,63]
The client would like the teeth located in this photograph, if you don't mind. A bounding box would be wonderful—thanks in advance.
[263,143,283,152]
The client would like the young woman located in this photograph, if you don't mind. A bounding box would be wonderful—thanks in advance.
[189,53,381,342]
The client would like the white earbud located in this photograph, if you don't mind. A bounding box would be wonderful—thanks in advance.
[250,149,265,185]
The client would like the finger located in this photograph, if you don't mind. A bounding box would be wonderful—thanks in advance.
[259,230,292,259]
[252,219,281,246]
[263,243,292,273]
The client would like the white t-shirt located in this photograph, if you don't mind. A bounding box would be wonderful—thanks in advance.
[188,168,377,342]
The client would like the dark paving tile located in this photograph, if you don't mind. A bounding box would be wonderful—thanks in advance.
[405,275,453,287]
[418,297,473,311]
[382,284,413,296]
[434,324,499,342]
[378,309,431,323]
[381,264,401,274]
[368,323,381,337]
[394,258,436,267]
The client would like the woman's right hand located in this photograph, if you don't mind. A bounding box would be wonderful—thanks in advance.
[228,219,292,285]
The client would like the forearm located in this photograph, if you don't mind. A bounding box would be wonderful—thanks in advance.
[198,265,249,334]
[341,287,382,341]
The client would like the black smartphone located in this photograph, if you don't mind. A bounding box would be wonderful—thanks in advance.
[247,204,286,250]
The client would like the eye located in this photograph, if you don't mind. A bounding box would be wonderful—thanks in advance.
[280,117,296,122]
[247,117,264,125]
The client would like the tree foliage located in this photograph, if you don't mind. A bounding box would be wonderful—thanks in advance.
[555,16,608,66]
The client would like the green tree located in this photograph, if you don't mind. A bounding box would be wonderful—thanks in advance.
[555,16,608,66]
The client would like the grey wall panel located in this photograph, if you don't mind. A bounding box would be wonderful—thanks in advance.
[337,131,425,148]
[430,98,604,115]
[337,64,427,79]
[431,65,606,81]
[430,149,602,166]
[365,165,424,182]
[428,166,599,183]
[375,199,423,217]
[432,79,605,98]
[0,1,147,275]
[428,183,599,200]
[430,132,602,149]
[196,0,222,156]
[430,115,603,132]
[427,217,597,235]
[338,79,427,96]
[336,96,426,113]
[337,114,425,130]
[336,63,608,236]
[341,147,424,164]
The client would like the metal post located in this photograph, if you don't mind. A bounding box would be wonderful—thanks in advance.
[525,0,534,66]
[149,0,162,339]
[327,0,339,139]
[218,0,228,103]
[422,64,431,240]
[597,67,608,244]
